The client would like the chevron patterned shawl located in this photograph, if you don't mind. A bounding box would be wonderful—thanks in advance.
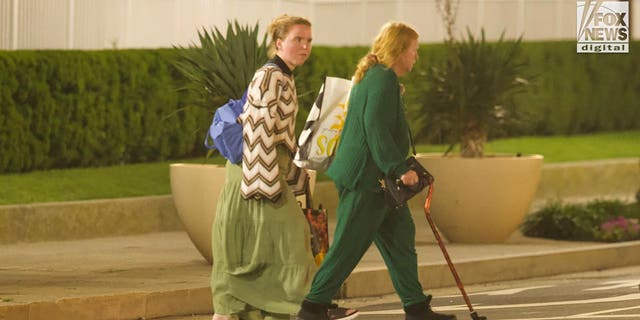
[239,64,307,201]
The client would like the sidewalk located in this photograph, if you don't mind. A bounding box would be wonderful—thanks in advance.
[2,227,640,320]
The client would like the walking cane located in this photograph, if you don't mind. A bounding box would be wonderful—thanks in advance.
[424,182,488,320]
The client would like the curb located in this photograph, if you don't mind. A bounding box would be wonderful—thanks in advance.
[341,240,640,298]
[1,158,636,244]
[0,196,183,244]
[0,287,212,320]
[2,241,639,320]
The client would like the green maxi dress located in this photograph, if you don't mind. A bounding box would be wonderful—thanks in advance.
[211,145,317,319]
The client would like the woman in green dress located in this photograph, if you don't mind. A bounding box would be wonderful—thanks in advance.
[210,14,314,320]
[210,14,355,320]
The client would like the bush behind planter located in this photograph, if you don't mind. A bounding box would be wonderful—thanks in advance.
[1,41,639,173]
[404,41,640,144]
[513,41,640,137]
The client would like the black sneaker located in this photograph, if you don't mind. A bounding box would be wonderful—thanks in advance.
[296,308,327,320]
[327,303,359,320]
[296,300,328,320]
[404,300,456,320]
[296,301,359,320]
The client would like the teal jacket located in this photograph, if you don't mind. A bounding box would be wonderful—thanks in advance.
[326,64,411,191]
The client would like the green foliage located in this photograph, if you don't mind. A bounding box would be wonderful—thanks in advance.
[409,29,531,157]
[521,199,640,242]
[0,49,206,174]
[173,20,268,111]
[406,41,640,146]
[514,41,640,136]
[1,40,640,174]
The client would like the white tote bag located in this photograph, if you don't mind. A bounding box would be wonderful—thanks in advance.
[294,76,352,171]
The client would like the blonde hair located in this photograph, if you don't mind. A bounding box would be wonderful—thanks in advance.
[353,22,419,83]
[267,14,312,58]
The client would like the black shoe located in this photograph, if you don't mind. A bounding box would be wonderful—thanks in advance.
[327,303,359,320]
[296,300,329,320]
[296,300,359,320]
[404,300,456,320]
[470,311,487,320]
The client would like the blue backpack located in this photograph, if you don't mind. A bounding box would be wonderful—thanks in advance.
[204,91,247,164]
[205,63,277,164]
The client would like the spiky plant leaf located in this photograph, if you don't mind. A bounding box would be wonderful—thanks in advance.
[174,20,268,113]
[416,28,530,157]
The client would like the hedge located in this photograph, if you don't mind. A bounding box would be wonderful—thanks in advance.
[0,49,206,173]
[1,41,638,174]
[403,41,640,142]
[513,41,640,136]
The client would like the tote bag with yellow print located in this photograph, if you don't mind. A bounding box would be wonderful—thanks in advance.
[294,76,352,172]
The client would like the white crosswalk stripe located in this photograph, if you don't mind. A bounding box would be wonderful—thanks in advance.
[584,280,640,291]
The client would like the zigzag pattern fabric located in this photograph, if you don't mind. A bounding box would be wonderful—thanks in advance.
[239,65,305,201]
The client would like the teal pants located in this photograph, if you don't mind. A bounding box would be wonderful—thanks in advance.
[305,186,428,307]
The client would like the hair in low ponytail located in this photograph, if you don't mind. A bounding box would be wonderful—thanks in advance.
[353,22,418,83]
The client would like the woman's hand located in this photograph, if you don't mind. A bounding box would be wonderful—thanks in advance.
[400,169,418,186]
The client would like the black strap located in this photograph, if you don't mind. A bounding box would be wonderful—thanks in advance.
[408,125,417,156]
[403,89,417,156]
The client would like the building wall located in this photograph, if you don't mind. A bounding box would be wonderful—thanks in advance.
[0,0,637,50]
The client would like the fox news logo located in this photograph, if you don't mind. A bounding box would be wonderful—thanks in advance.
[577,0,629,53]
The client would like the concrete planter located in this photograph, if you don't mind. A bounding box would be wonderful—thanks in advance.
[170,163,226,264]
[170,163,316,264]
[409,153,544,243]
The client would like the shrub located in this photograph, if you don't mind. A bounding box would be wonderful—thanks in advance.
[2,41,640,173]
[521,199,640,242]
[0,49,206,174]
[409,29,531,157]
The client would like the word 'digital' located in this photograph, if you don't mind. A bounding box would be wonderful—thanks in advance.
[577,0,629,53]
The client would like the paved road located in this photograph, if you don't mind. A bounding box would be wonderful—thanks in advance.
[159,266,640,320]
[352,265,640,320]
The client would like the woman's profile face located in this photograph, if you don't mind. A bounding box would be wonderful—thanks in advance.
[276,24,313,70]
[392,37,419,77]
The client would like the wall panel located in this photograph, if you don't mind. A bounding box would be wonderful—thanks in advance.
[0,0,636,50]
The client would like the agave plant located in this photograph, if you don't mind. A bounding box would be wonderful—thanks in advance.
[414,28,530,158]
[174,20,268,111]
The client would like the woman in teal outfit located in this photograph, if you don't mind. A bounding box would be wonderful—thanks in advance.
[296,22,457,320]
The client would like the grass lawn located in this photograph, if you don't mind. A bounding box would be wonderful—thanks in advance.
[417,130,640,162]
[1,130,638,205]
